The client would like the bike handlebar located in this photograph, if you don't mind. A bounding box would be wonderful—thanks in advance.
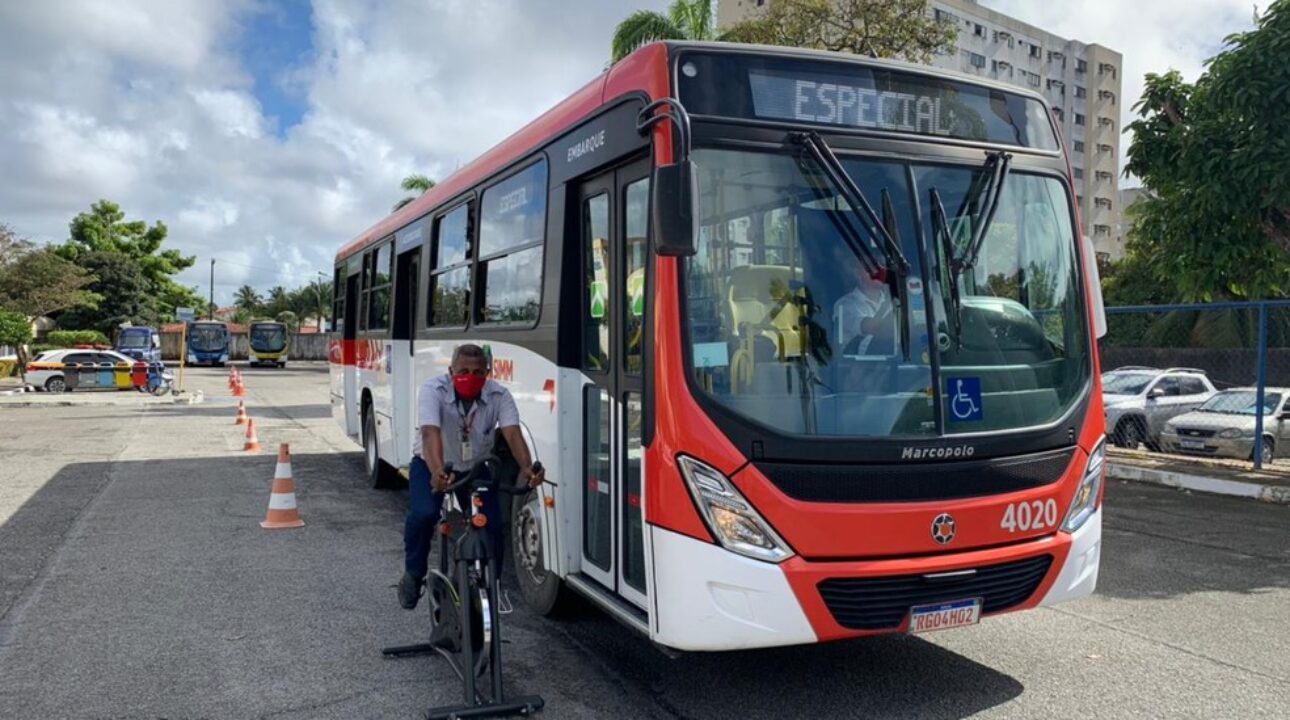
[442,455,542,496]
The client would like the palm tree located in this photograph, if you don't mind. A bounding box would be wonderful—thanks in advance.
[611,0,722,63]
[234,284,261,313]
[266,285,290,316]
[394,174,436,212]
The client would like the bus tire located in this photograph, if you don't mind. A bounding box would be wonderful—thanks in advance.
[362,403,397,490]
[511,490,574,616]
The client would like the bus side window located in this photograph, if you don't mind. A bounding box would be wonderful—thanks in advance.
[332,265,345,336]
[430,203,472,328]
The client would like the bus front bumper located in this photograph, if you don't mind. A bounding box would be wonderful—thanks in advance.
[650,508,1100,652]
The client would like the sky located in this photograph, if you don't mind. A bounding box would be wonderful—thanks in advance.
[0,0,1263,306]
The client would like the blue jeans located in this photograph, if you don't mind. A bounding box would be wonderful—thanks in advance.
[405,456,504,580]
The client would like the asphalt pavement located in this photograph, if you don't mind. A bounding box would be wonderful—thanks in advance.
[0,364,1287,719]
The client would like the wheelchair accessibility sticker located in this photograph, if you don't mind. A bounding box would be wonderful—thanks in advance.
[947,377,983,422]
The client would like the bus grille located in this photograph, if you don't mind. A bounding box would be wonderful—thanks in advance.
[754,448,1075,503]
[818,554,1054,631]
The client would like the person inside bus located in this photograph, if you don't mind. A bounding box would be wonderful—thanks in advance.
[399,343,545,610]
[833,265,897,356]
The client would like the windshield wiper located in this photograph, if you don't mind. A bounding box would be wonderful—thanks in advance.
[959,151,1012,272]
[793,132,911,277]
[791,131,912,358]
[929,188,965,348]
[928,151,1012,349]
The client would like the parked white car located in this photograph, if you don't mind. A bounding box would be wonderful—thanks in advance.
[1162,388,1290,464]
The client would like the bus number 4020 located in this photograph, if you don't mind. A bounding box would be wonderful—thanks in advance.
[1000,500,1058,533]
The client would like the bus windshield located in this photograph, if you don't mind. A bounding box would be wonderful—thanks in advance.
[190,324,227,352]
[684,147,1089,438]
[250,324,287,352]
[117,329,150,348]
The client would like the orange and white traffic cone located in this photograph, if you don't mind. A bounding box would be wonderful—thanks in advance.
[234,400,247,425]
[243,417,261,452]
[232,375,246,397]
[261,443,304,529]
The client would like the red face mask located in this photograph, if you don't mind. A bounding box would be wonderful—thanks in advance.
[453,373,487,400]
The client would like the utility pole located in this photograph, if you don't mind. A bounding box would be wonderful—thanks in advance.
[208,259,215,320]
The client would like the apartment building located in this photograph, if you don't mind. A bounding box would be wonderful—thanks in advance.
[716,0,1124,254]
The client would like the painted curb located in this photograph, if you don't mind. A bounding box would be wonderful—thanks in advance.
[1108,461,1290,505]
[0,389,203,408]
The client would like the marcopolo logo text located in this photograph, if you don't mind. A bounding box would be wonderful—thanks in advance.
[901,445,975,460]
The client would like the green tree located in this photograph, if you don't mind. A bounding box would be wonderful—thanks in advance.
[1123,1,1290,302]
[0,309,34,382]
[394,174,436,212]
[234,284,263,313]
[611,0,732,62]
[275,310,299,331]
[55,252,152,334]
[723,0,956,62]
[265,285,291,317]
[56,200,198,319]
[0,247,98,320]
[288,281,330,328]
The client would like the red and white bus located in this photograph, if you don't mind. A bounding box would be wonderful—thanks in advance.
[330,42,1108,652]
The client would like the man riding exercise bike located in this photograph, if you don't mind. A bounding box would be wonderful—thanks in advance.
[391,343,547,718]
[400,343,544,610]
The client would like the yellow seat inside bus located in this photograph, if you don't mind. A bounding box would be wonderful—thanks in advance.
[726,265,805,361]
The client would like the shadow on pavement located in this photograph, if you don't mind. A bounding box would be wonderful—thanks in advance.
[539,604,1024,720]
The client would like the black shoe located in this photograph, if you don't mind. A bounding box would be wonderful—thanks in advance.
[398,572,423,610]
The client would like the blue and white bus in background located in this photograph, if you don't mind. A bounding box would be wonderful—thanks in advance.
[186,321,230,366]
[115,325,161,362]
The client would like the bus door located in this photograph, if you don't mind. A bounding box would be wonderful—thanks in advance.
[390,242,421,468]
[342,257,361,436]
[576,158,651,610]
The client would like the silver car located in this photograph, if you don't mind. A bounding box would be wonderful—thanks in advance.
[1161,388,1290,464]
[1102,367,1217,450]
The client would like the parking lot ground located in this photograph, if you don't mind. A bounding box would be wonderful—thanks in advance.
[1,363,1288,719]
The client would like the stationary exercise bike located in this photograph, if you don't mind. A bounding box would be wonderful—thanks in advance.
[383,454,545,720]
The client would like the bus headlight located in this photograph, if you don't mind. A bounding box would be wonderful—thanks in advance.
[1062,439,1105,533]
[677,455,794,563]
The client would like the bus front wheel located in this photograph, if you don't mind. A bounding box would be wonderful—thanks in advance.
[512,491,574,616]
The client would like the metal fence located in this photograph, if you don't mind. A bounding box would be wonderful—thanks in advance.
[1102,301,1290,470]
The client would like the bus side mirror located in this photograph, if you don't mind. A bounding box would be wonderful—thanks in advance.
[1082,235,1107,338]
[651,160,698,257]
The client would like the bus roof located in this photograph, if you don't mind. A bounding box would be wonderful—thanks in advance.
[335,41,1057,263]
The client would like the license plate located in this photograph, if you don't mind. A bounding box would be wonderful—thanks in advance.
[908,597,981,634]
[1180,439,1205,450]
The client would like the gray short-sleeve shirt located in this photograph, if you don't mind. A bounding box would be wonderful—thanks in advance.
[414,374,520,470]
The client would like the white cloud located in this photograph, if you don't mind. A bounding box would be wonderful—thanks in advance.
[0,0,1258,302]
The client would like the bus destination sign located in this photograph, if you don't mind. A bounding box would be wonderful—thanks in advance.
[677,53,1059,151]
[750,70,961,138]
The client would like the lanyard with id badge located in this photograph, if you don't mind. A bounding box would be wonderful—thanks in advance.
[456,399,478,466]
